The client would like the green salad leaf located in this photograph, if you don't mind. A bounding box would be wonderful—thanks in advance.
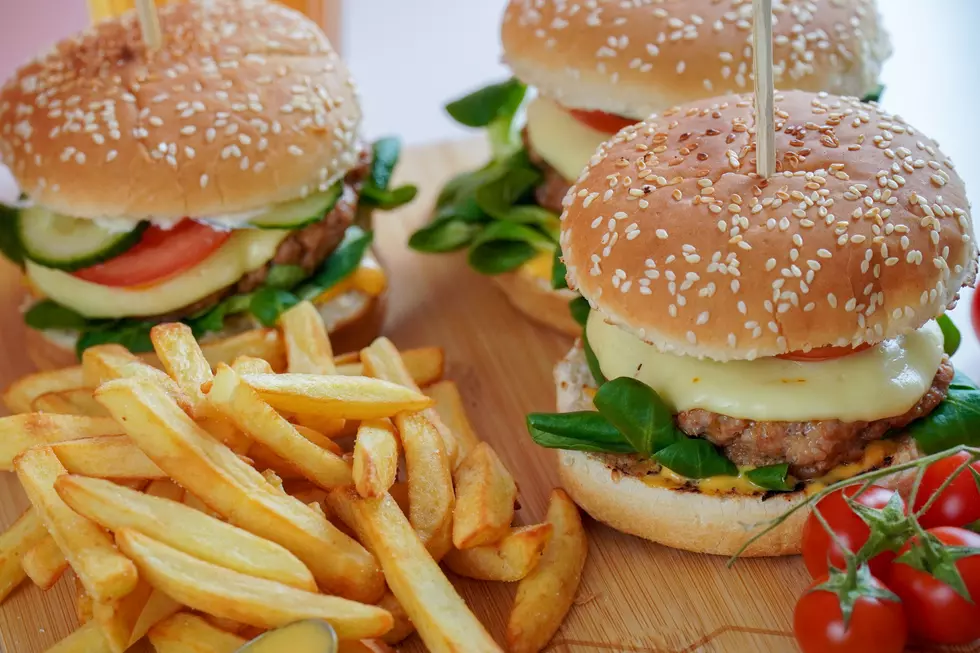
[250,288,300,327]
[745,464,795,491]
[551,248,568,290]
[467,221,550,275]
[655,438,738,479]
[581,327,606,387]
[408,220,481,253]
[0,203,24,266]
[938,314,961,356]
[265,264,308,289]
[360,137,418,210]
[445,79,526,128]
[593,377,680,456]
[24,300,90,330]
[76,321,155,357]
[569,297,590,328]
[297,227,373,300]
[861,84,885,104]
[526,412,633,453]
[907,371,980,454]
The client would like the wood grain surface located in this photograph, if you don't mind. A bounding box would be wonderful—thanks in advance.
[0,140,966,653]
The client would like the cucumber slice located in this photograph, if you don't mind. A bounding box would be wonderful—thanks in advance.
[18,206,147,271]
[250,183,344,229]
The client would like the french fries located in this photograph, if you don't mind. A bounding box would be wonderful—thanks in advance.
[83,344,193,415]
[129,589,182,646]
[199,328,286,372]
[49,436,166,480]
[353,420,398,498]
[335,346,444,388]
[32,389,110,418]
[452,442,517,549]
[339,641,396,653]
[443,523,553,582]
[377,591,415,645]
[281,300,337,374]
[117,529,394,639]
[394,412,455,561]
[45,620,111,653]
[150,323,214,419]
[241,373,431,419]
[14,447,138,603]
[75,575,93,625]
[56,475,317,591]
[22,533,68,589]
[94,579,156,653]
[207,364,353,489]
[506,489,588,653]
[426,380,482,463]
[332,489,501,653]
[95,378,384,602]
[0,414,123,470]
[3,365,86,415]
[0,509,48,601]
[148,612,246,653]
[231,355,276,376]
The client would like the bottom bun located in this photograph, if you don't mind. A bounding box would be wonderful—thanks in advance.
[492,266,580,337]
[25,288,383,371]
[554,343,920,557]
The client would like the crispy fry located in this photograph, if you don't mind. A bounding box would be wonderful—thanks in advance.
[260,469,286,494]
[335,347,444,388]
[49,436,166,480]
[505,489,588,653]
[45,620,112,653]
[22,533,68,589]
[148,612,246,653]
[181,491,222,519]
[443,523,553,582]
[331,489,500,652]
[128,589,182,646]
[452,442,517,549]
[94,579,155,653]
[361,338,457,467]
[14,447,137,602]
[95,378,384,602]
[83,344,193,415]
[241,373,431,419]
[394,412,454,561]
[0,414,123,471]
[3,366,86,414]
[117,529,393,639]
[230,356,275,376]
[425,380,482,463]
[290,413,352,438]
[200,328,286,372]
[0,509,48,602]
[281,301,337,375]
[293,425,344,455]
[144,479,185,503]
[208,365,353,489]
[202,614,250,635]
[353,420,398,498]
[56,475,316,591]
[75,575,93,625]
[32,389,110,418]
[246,443,304,481]
[377,591,415,645]
[151,323,214,418]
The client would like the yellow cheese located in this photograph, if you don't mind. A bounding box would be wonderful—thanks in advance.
[805,440,898,495]
[313,254,387,304]
[26,229,291,319]
[521,250,555,281]
[525,97,610,183]
[587,312,945,422]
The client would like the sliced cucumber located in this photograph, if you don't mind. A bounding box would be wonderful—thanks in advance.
[250,183,344,229]
[18,206,147,271]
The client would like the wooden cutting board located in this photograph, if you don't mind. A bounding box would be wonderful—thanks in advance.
[0,139,971,653]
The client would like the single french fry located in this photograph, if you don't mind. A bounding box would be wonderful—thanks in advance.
[128,589,182,646]
[117,529,394,638]
[3,365,86,414]
[293,424,343,454]
[95,378,384,602]
[332,489,500,653]
[181,491,222,519]
[425,380,482,463]
[281,300,337,375]
[14,447,137,602]
[443,523,553,582]
[0,414,123,471]
[353,420,398,498]
[208,365,353,489]
[148,612,246,653]
[202,614,250,635]
[361,338,457,467]
[0,509,48,602]
[45,620,112,653]
[151,323,214,418]
[335,347,444,388]
[94,579,156,653]
[50,436,166,480]
[452,442,517,549]
[56,475,316,591]
[144,479,184,503]
[231,355,275,376]
[290,413,352,439]
[394,412,454,561]
[377,591,415,645]
[200,328,287,372]
[75,575,93,625]
[83,344,193,415]
[506,489,588,653]
[22,533,68,589]
[246,443,304,481]
[32,389,110,418]
[241,373,431,419]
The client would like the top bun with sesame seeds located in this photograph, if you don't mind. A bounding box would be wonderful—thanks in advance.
[0,0,361,222]
[501,0,891,119]
[560,90,977,361]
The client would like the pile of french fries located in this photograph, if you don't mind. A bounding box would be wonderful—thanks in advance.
[0,301,588,653]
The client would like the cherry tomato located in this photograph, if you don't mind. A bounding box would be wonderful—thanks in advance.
[777,343,872,362]
[890,526,980,645]
[72,220,231,288]
[802,485,903,580]
[911,451,980,529]
[567,108,636,134]
[794,575,907,653]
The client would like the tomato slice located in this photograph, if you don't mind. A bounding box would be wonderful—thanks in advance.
[72,220,232,288]
[777,342,873,362]
[567,109,636,134]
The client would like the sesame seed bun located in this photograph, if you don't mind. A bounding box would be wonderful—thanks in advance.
[501,0,890,119]
[560,90,977,362]
[0,0,361,222]
[492,267,580,337]
[554,342,919,556]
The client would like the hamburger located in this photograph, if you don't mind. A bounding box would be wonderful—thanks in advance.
[411,0,891,336]
[0,0,415,369]
[527,90,977,556]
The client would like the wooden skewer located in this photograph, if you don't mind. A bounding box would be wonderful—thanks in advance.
[752,0,776,179]
[135,0,163,51]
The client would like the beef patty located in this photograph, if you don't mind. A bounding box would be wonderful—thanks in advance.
[676,355,954,479]
[523,129,571,214]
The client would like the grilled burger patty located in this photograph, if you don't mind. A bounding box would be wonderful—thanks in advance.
[524,130,571,214]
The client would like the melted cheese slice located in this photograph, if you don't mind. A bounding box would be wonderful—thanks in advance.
[525,98,611,183]
[587,312,945,422]
[26,229,291,318]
